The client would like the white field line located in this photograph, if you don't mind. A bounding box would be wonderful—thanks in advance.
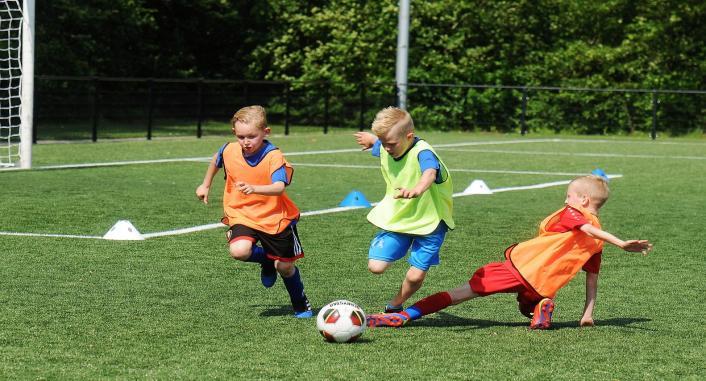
[2,137,703,172]
[0,176,620,240]
[0,231,103,240]
[437,148,706,160]
[292,162,592,177]
[0,138,571,172]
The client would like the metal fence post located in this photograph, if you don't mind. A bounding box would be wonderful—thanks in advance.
[651,91,658,140]
[147,79,154,140]
[196,79,204,138]
[520,87,528,135]
[324,82,329,134]
[91,77,99,142]
[285,83,290,135]
[359,83,366,131]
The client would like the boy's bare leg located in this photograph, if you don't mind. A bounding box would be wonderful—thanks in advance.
[368,259,392,274]
[389,267,427,307]
[447,282,479,304]
[228,240,254,260]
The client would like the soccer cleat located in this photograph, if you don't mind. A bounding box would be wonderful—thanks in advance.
[529,298,555,330]
[366,313,409,328]
[294,309,313,318]
[384,304,403,313]
[260,261,277,288]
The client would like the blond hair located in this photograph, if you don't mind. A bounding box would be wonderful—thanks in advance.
[570,175,610,209]
[371,107,414,136]
[231,105,267,130]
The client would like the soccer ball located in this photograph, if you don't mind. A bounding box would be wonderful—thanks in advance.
[316,300,366,343]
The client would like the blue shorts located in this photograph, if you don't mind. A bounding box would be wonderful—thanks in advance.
[368,222,448,271]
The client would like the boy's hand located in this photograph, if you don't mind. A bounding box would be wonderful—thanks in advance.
[394,187,422,199]
[196,184,210,204]
[354,132,377,150]
[579,317,595,327]
[621,240,653,256]
[236,181,255,195]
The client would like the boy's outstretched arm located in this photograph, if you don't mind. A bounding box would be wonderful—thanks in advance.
[579,224,653,255]
[580,272,598,327]
[354,132,377,150]
[394,168,437,199]
[196,153,219,204]
[236,181,285,196]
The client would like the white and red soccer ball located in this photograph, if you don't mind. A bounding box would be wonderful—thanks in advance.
[316,300,366,343]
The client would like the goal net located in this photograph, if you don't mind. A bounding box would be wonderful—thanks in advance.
[1,0,32,168]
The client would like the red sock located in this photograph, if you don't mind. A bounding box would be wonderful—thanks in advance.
[406,291,453,319]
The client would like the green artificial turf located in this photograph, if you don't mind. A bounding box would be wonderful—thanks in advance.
[1,131,705,379]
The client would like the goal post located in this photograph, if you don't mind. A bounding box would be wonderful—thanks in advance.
[1,0,33,169]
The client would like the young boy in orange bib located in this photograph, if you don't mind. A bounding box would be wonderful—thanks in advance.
[367,175,652,329]
[196,105,312,318]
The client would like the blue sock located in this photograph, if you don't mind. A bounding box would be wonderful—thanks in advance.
[282,267,310,312]
[246,245,267,264]
[405,306,422,320]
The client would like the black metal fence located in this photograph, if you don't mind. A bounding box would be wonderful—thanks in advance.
[33,75,705,141]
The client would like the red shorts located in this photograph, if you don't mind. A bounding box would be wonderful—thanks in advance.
[469,260,543,306]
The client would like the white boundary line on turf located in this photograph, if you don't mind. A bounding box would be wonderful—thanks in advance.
[292,162,593,177]
[0,138,561,172]
[0,231,103,239]
[437,148,706,160]
[2,137,703,172]
[0,175,621,240]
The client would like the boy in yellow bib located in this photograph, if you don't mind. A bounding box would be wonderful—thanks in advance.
[366,175,652,329]
[196,106,312,318]
[354,107,454,313]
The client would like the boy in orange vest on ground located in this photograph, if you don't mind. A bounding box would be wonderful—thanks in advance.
[196,105,312,318]
[366,175,652,329]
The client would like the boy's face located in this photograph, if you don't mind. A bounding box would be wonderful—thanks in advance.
[233,121,269,155]
[377,125,414,159]
[565,183,589,208]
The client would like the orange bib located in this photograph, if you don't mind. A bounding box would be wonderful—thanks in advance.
[221,144,299,234]
[506,206,603,298]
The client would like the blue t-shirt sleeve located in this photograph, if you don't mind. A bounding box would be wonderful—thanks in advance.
[215,143,228,168]
[418,149,443,184]
[371,139,381,157]
[271,165,289,185]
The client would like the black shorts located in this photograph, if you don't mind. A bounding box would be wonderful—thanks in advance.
[226,223,304,262]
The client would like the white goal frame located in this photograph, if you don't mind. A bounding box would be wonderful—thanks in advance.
[1,0,33,168]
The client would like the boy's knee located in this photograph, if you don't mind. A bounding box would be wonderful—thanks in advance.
[406,268,427,284]
[228,243,252,261]
[276,261,295,277]
[368,261,388,274]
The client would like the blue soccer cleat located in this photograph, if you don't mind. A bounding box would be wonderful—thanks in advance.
[260,262,277,288]
[294,309,313,318]
[384,304,404,313]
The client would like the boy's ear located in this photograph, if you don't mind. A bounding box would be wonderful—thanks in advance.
[264,127,271,136]
[405,131,414,140]
[581,195,591,207]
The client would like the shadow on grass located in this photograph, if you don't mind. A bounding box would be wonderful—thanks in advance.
[405,312,653,331]
[258,304,299,317]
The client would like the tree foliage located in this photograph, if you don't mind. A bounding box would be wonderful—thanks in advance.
[35,0,705,134]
